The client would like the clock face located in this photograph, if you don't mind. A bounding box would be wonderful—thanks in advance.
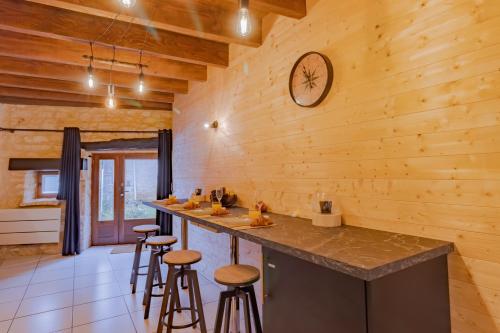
[289,52,333,107]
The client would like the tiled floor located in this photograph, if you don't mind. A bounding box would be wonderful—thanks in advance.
[0,246,233,333]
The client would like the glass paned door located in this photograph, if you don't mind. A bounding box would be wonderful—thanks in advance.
[119,157,158,243]
[92,153,158,245]
[124,159,157,220]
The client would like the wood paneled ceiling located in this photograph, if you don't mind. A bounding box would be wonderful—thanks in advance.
[0,0,306,110]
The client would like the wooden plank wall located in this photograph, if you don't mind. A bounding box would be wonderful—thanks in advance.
[173,0,500,331]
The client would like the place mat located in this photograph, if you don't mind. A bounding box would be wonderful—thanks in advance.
[110,245,149,254]
[208,216,276,230]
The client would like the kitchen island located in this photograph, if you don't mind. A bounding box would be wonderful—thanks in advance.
[145,201,454,333]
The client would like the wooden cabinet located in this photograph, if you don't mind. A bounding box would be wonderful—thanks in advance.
[263,248,451,333]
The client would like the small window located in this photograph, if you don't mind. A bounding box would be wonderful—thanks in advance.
[36,171,60,198]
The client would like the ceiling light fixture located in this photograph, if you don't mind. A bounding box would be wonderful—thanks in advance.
[120,0,136,9]
[106,84,116,109]
[87,42,95,89]
[203,121,219,129]
[87,65,95,88]
[237,0,251,37]
[137,51,145,94]
[138,70,145,94]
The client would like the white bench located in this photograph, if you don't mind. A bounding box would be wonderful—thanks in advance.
[0,208,61,245]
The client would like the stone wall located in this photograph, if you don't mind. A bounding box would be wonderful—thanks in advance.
[0,104,172,256]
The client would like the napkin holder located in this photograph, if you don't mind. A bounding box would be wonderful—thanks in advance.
[312,213,342,228]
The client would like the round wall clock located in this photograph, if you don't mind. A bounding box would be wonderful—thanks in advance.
[289,52,334,107]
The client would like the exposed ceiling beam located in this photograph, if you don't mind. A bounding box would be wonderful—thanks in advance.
[28,0,262,47]
[0,0,229,67]
[0,56,188,94]
[0,30,207,82]
[0,96,166,110]
[250,0,306,19]
[0,73,174,104]
[0,86,172,110]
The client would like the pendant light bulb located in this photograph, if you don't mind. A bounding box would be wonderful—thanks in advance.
[237,0,251,37]
[138,72,145,94]
[87,65,94,89]
[120,0,136,8]
[106,84,115,109]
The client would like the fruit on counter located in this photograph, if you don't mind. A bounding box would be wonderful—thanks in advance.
[183,200,200,210]
[250,215,272,227]
[164,195,178,205]
[211,205,229,216]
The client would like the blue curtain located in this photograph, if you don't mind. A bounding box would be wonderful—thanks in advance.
[156,129,173,235]
[57,127,81,255]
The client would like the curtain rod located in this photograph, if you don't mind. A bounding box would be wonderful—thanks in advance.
[0,127,159,134]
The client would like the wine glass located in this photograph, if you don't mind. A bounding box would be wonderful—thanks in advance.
[215,187,224,205]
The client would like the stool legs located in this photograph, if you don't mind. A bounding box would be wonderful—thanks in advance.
[157,267,206,333]
[214,286,262,333]
[247,286,262,333]
[130,236,143,285]
[191,271,207,332]
[242,292,252,333]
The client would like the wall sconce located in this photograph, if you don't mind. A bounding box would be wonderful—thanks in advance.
[204,121,219,129]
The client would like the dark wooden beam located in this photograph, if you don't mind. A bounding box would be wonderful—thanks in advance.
[8,158,87,170]
[29,0,262,47]
[0,73,174,104]
[81,138,158,151]
[0,0,229,67]
[0,30,207,82]
[0,86,173,110]
[0,55,187,94]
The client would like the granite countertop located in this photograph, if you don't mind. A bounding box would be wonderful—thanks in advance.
[144,202,453,281]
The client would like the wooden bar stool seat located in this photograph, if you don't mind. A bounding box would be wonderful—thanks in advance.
[133,224,161,233]
[164,250,202,266]
[215,264,260,287]
[213,265,262,333]
[157,250,207,333]
[130,224,161,294]
[142,235,178,319]
[146,235,177,246]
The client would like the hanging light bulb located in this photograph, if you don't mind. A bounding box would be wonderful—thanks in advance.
[87,65,95,89]
[106,84,116,109]
[138,67,145,94]
[237,0,251,37]
[120,0,136,9]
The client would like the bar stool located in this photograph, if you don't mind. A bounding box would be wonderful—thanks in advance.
[213,265,262,333]
[157,250,207,333]
[130,224,160,294]
[142,235,178,319]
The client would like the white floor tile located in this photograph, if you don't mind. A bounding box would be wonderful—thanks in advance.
[0,300,19,321]
[0,286,26,304]
[16,290,73,318]
[75,261,113,277]
[36,258,75,272]
[122,291,162,313]
[30,268,74,284]
[74,271,116,290]
[73,282,122,305]
[0,275,32,290]
[0,320,10,333]
[9,307,72,333]
[0,246,243,333]
[72,314,136,333]
[25,278,74,299]
[72,296,128,326]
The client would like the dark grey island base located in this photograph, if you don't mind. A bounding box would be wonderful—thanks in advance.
[264,248,451,333]
[144,202,454,333]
